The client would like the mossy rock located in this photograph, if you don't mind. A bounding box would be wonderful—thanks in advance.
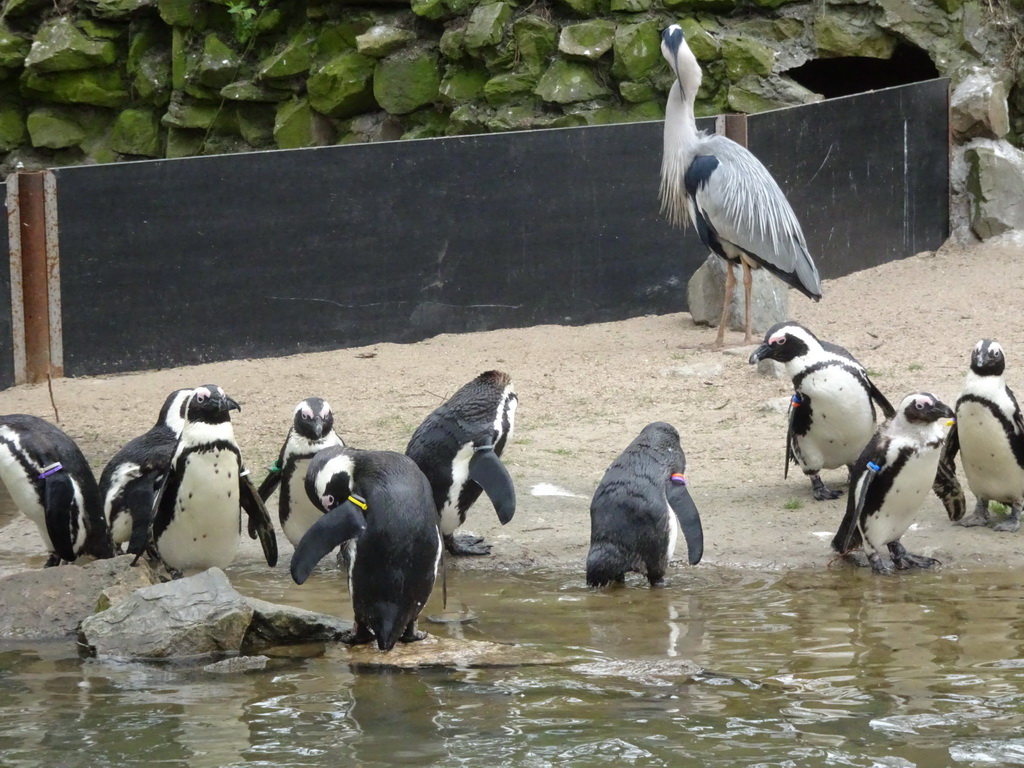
[158,0,207,28]
[619,80,658,102]
[373,49,441,115]
[486,101,545,131]
[411,0,477,21]
[0,0,50,19]
[483,71,538,106]
[307,51,377,118]
[127,20,172,106]
[721,35,775,80]
[161,99,234,131]
[356,25,416,58]
[24,17,117,73]
[534,59,612,104]
[111,107,162,156]
[198,33,242,89]
[0,103,27,151]
[553,0,609,16]
[165,125,204,158]
[439,27,465,61]
[439,64,488,104]
[679,19,720,62]
[274,97,334,148]
[26,106,88,148]
[21,67,129,108]
[401,109,450,139]
[663,0,737,9]
[558,20,616,60]
[447,103,487,134]
[464,2,512,51]
[0,21,30,70]
[814,13,898,59]
[78,0,157,20]
[258,27,316,79]
[610,0,651,11]
[221,79,293,102]
[929,0,963,11]
[237,102,277,146]
[611,21,660,81]
[513,15,557,74]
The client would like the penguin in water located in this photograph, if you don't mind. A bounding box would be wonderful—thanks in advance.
[0,415,114,566]
[749,322,896,500]
[99,388,191,555]
[147,385,277,576]
[291,445,442,652]
[832,392,957,575]
[258,397,345,548]
[586,422,703,587]
[938,339,1024,532]
[406,370,517,556]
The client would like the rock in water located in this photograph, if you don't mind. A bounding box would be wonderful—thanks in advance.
[337,634,565,669]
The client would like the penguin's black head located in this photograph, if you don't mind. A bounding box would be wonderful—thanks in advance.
[294,397,334,441]
[186,385,240,424]
[970,339,1006,376]
[156,388,192,434]
[748,322,815,364]
[305,448,356,513]
[900,392,954,425]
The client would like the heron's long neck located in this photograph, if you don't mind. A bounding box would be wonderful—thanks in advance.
[659,82,700,228]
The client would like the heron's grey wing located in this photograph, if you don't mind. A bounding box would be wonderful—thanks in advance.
[692,136,822,299]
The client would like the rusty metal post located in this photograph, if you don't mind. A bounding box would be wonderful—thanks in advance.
[716,113,748,147]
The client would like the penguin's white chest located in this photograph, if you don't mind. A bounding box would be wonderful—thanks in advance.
[159,448,241,571]
[796,368,876,469]
[281,456,322,547]
[0,441,44,527]
[861,448,939,552]
[440,444,474,535]
[664,499,680,561]
[957,401,1024,503]
[104,461,141,547]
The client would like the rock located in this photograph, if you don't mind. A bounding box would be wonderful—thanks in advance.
[410,0,475,22]
[483,72,537,106]
[221,80,292,103]
[24,17,118,72]
[0,555,157,641]
[678,19,721,62]
[165,125,203,158]
[158,0,207,28]
[21,67,129,108]
[686,254,788,334]
[111,107,162,156]
[439,27,465,61]
[463,2,512,52]
[721,35,775,81]
[964,140,1024,240]
[203,655,271,674]
[554,0,608,16]
[197,34,241,90]
[951,69,1010,140]
[0,21,31,70]
[813,12,897,59]
[558,20,616,61]
[274,97,334,148]
[127,20,171,106]
[258,28,315,79]
[337,634,565,669]
[1,0,50,18]
[610,0,651,11]
[79,0,157,19]
[513,15,558,75]
[728,74,822,113]
[0,103,27,152]
[439,65,488,104]
[619,81,658,102]
[26,105,87,148]
[373,50,441,115]
[356,25,415,58]
[307,52,377,118]
[611,21,661,81]
[161,96,232,131]
[535,60,612,104]
[236,102,276,146]
[79,568,253,659]
[242,596,352,650]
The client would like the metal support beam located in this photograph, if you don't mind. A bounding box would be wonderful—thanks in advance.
[716,113,748,147]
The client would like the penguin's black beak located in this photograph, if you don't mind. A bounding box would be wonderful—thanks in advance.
[312,418,324,440]
[748,343,772,364]
[217,394,241,413]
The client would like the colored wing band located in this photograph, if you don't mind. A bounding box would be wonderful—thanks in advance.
[867,461,881,473]
[38,462,63,479]
[347,494,368,511]
[670,473,687,485]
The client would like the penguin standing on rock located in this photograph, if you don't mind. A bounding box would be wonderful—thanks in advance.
[258,397,345,548]
[291,445,442,652]
[832,392,957,574]
[586,422,703,587]
[749,322,895,500]
[938,340,1024,532]
[147,385,277,576]
[99,388,191,555]
[406,370,517,556]
[0,415,114,566]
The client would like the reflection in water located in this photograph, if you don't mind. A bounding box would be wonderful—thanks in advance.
[3,567,1024,766]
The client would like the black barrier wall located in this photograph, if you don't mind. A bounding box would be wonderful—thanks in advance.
[0,183,13,389]
[51,79,948,377]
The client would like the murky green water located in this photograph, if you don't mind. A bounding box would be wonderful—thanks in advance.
[3,564,1024,767]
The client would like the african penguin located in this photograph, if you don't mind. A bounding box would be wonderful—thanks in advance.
[258,397,345,548]
[749,321,895,500]
[406,370,517,556]
[832,392,954,575]
[0,414,114,566]
[939,340,1024,532]
[148,385,277,576]
[586,422,703,587]
[291,445,442,652]
[99,388,191,555]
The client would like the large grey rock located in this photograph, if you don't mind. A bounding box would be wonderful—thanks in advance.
[243,596,352,649]
[951,69,1010,140]
[686,254,788,334]
[964,139,1024,240]
[0,555,157,640]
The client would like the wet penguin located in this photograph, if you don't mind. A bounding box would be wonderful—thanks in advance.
[148,385,277,576]
[258,397,345,548]
[586,422,703,587]
[832,392,956,575]
[0,415,114,566]
[291,445,442,652]
[406,370,517,556]
[938,340,1024,532]
[99,388,191,555]
[749,322,896,500]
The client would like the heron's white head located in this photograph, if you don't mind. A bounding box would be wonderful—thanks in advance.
[661,25,702,105]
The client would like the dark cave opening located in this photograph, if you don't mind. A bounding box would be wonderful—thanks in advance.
[786,43,940,99]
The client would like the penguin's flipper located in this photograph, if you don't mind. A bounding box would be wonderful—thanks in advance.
[869,382,897,420]
[43,472,77,562]
[666,481,703,565]
[784,394,800,479]
[240,471,278,568]
[831,460,880,554]
[256,462,283,502]
[934,422,966,521]
[469,445,516,525]
[123,472,163,555]
[291,501,367,585]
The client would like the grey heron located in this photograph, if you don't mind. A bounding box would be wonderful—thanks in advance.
[659,24,822,348]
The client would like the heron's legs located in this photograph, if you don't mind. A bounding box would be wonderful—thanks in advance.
[714,258,736,348]
[741,262,755,343]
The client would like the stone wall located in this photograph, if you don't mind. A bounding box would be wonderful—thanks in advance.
[1,0,1022,238]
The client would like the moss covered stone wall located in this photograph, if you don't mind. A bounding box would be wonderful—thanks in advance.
[0,0,1021,174]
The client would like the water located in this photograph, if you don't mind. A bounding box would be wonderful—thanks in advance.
[3,565,1024,767]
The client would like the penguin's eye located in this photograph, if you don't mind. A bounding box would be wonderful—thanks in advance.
[195,393,206,404]
[770,336,785,346]
[301,412,311,420]
[322,494,334,508]
[915,401,926,410]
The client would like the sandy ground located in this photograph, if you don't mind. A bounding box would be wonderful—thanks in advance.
[2,236,1024,579]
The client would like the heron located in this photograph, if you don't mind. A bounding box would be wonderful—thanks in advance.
[659,24,822,348]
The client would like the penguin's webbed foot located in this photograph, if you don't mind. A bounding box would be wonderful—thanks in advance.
[868,553,894,575]
[991,503,1021,533]
[444,533,492,556]
[889,541,939,570]
[956,498,992,527]
[400,621,428,644]
[810,475,843,501]
[340,623,374,646]
[43,552,61,568]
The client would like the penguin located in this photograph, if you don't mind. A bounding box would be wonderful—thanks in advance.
[938,339,1024,532]
[405,370,517,556]
[749,321,896,500]
[258,397,345,548]
[148,385,277,576]
[98,388,192,555]
[0,414,114,566]
[832,392,956,575]
[586,422,703,587]
[291,445,442,652]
